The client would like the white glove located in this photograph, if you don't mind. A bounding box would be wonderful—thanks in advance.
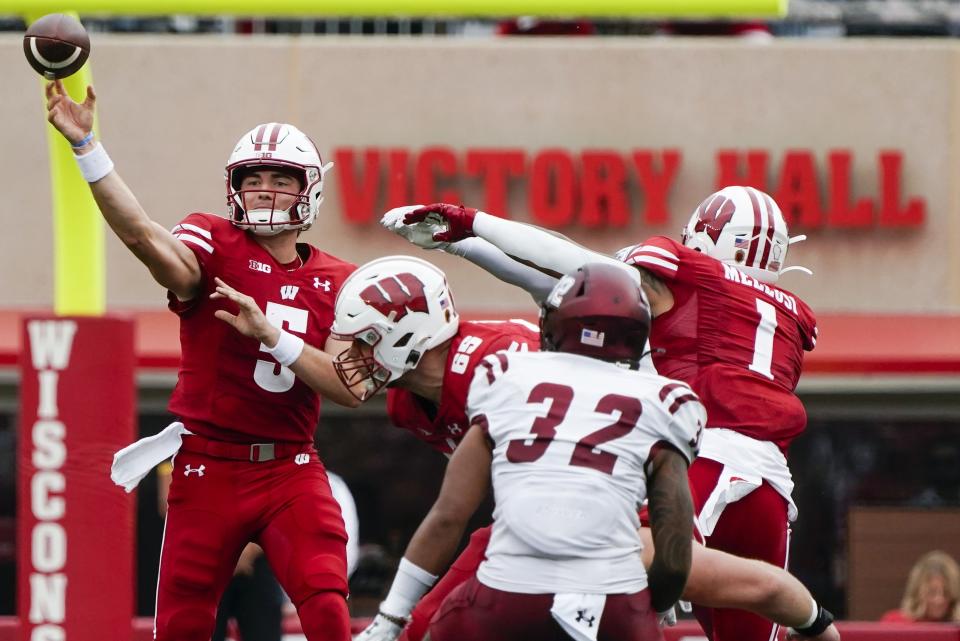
[380,205,451,251]
[353,612,406,641]
[657,605,677,627]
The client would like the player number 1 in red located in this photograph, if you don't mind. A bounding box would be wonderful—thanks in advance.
[749,299,777,380]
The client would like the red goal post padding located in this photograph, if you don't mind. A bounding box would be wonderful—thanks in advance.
[17,316,135,641]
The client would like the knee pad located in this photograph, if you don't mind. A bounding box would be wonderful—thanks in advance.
[286,550,349,602]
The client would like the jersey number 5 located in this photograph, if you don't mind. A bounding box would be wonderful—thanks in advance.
[254,302,308,393]
[505,382,642,475]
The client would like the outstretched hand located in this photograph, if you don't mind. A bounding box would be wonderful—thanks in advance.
[45,80,95,146]
[380,205,451,250]
[401,203,478,243]
[211,277,279,346]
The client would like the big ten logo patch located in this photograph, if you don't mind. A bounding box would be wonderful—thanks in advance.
[249,260,272,274]
[450,336,484,374]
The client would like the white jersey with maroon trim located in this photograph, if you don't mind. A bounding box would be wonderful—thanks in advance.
[467,351,704,594]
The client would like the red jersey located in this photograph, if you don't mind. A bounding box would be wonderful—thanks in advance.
[387,320,539,455]
[166,213,356,443]
[622,236,818,450]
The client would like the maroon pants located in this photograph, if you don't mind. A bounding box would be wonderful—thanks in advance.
[400,526,492,641]
[427,577,663,641]
[155,441,350,641]
[689,457,790,641]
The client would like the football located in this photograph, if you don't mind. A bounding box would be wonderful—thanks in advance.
[23,13,90,80]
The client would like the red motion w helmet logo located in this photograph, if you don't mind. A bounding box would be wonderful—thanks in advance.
[360,273,429,321]
[692,194,736,243]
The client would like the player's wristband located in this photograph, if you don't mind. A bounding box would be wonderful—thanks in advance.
[264,330,304,367]
[379,557,439,620]
[792,601,834,637]
[71,131,95,148]
[74,142,114,183]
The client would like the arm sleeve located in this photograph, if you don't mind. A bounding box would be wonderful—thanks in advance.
[170,213,220,276]
[166,213,220,313]
[616,236,682,283]
[656,382,706,464]
[448,237,559,304]
[466,353,510,424]
[470,212,640,286]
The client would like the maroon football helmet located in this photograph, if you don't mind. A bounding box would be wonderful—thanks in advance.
[539,263,651,364]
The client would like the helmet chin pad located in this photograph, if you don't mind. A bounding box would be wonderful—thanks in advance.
[245,207,295,236]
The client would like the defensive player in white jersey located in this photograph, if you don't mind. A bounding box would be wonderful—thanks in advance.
[369,263,697,641]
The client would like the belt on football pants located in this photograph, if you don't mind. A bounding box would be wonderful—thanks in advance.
[179,434,311,463]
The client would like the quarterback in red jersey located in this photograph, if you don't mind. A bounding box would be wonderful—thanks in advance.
[47,80,361,641]
[382,188,821,641]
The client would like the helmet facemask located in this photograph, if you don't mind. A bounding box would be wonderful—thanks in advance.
[332,328,395,403]
[330,256,460,403]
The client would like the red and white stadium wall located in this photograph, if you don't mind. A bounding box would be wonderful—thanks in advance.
[1,38,959,318]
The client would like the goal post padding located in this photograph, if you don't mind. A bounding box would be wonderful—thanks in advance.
[18,317,135,640]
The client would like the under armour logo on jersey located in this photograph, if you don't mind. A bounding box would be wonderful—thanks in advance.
[183,464,205,477]
[313,278,331,291]
[359,273,428,321]
[575,610,596,627]
[294,453,310,465]
[447,423,463,436]
[280,285,299,300]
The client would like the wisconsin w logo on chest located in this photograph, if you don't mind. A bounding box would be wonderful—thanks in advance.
[360,273,428,321]
[280,285,299,300]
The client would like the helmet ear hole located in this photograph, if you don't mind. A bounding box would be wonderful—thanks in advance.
[734,249,746,263]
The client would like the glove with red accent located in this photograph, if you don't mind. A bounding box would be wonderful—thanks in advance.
[403,203,478,243]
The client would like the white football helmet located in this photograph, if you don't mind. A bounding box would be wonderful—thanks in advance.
[331,256,459,402]
[225,122,334,235]
[680,186,810,284]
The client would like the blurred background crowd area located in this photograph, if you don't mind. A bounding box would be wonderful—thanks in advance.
[7,0,960,37]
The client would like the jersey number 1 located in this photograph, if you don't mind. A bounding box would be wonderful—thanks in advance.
[749,299,777,380]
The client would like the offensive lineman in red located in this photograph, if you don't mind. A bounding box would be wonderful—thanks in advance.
[46,81,360,640]
[380,188,822,641]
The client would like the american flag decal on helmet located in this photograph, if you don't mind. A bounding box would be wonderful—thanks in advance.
[580,328,606,347]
